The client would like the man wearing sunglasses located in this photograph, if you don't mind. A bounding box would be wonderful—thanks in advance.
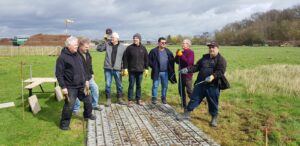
[148,37,176,105]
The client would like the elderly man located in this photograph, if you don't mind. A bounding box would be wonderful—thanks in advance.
[177,41,227,127]
[148,37,176,105]
[56,36,95,130]
[97,32,127,106]
[122,33,149,107]
[175,39,194,110]
[73,37,101,115]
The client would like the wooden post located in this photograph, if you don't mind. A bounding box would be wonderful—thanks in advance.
[265,127,268,146]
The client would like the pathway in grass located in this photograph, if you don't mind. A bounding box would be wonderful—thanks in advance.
[87,103,219,146]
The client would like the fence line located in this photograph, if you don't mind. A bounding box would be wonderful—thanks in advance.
[0,46,62,56]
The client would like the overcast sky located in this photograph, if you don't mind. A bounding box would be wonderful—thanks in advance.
[0,0,299,40]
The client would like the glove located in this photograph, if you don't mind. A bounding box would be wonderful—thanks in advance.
[176,49,183,57]
[84,81,90,96]
[103,34,112,42]
[62,88,68,96]
[144,69,149,78]
[179,68,188,74]
[205,75,215,83]
[85,81,89,89]
[122,69,128,76]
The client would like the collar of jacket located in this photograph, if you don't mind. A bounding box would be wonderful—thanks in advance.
[132,43,142,47]
[108,41,120,46]
[153,46,171,55]
[62,47,77,56]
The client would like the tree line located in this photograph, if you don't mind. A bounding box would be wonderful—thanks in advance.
[166,5,300,46]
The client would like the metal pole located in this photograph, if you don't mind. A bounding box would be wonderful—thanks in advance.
[178,59,183,111]
[29,64,32,80]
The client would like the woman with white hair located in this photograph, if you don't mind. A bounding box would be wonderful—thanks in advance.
[175,39,195,110]
[96,32,127,106]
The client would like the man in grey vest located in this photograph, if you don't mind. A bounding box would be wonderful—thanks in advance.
[96,32,127,106]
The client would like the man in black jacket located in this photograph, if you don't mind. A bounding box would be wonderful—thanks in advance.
[148,37,176,105]
[176,41,227,127]
[56,36,95,130]
[122,33,149,107]
[73,37,102,115]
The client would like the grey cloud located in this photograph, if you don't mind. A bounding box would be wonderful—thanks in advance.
[0,0,299,39]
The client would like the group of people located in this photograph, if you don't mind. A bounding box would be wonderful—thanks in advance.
[55,29,227,130]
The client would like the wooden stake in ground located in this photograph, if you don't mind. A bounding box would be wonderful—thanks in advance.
[20,61,25,120]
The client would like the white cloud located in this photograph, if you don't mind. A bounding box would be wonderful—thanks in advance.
[0,0,299,40]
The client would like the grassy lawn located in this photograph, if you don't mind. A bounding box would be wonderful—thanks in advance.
[0,45,299,145]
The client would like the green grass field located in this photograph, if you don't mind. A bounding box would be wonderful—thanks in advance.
[0,45,299,146]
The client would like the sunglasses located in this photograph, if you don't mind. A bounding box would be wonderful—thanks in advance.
[160,42,167,44]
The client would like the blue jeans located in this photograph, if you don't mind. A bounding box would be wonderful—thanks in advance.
[74,78,99,112]
[128,72,143,101]
[152,72,168,100]
[186,84,220,116]
[104,69,122,95]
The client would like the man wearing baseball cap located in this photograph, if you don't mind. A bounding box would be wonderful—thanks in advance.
[176,41,227,127]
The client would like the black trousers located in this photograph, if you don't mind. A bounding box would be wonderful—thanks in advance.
[60,88,92,128]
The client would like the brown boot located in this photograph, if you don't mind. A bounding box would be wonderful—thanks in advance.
[117,93,126,105]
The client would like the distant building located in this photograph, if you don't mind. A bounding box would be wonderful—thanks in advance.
[12,36,29,46]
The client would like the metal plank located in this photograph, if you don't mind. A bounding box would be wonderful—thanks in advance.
[132,104,165,145]
[95,110,105,146]
[111,104,131,145]
[102,106,114,146]
[153,104,199,145]
[105,105,122,146]
[128,105,157,145]
[87,110,96,146]
[161,104,220,146]
[122,104,149,146]
[143,104,183,145]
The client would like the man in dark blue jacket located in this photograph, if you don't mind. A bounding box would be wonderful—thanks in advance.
[56,36,95,130]
[176,41,227,127]
[148,37,176,105]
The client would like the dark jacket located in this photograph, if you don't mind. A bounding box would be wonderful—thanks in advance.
[55,47,87,89]
[78,50,94,80]
[188,53,226,86]
[123,43,148,72]
[148,47,177,83]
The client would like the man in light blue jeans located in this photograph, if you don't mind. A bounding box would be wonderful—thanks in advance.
[73,37,101,115]
[96,32,127,106]
[152,72,168,104]
[104,68,122,102]
[148,37,176,104]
